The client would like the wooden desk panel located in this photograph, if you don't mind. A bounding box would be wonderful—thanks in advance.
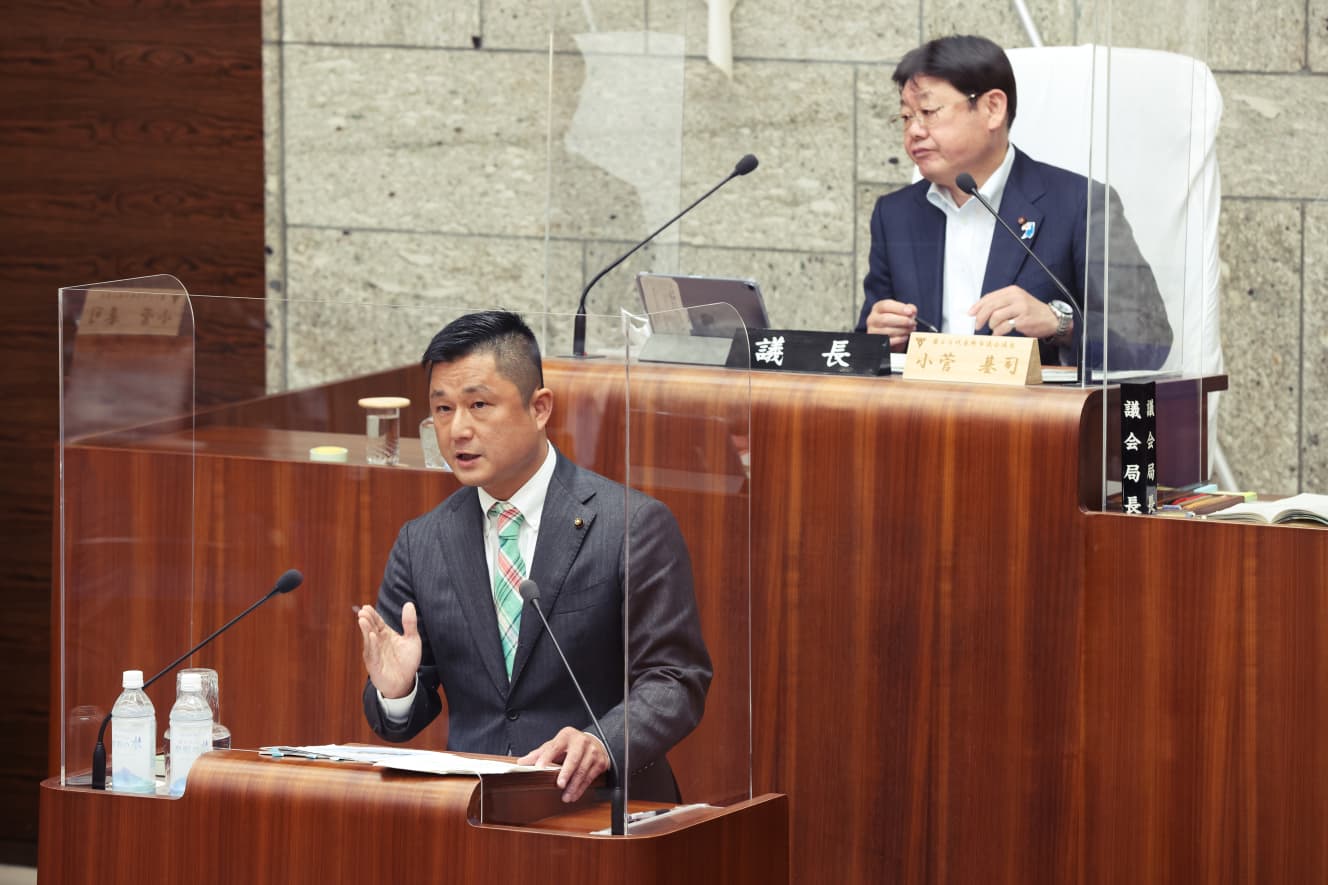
[54,362,1318,885]
[56,365,1093,884]
[739,374,1090,884]
[57,445,197,739]
[53,433,460,771]
[40,753,788,885]
[1084,513,1328,884]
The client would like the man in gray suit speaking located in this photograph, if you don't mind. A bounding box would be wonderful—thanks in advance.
[357,311,711,805]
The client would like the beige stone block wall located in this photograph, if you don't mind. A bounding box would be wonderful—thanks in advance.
[1303,204,1328,489]
[282,227,584,386]
[264,0,1327,493]
[1218,200,1302,493]
[263,40,287,390]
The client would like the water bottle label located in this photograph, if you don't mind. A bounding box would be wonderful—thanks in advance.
[168,721,213,797]
[111,716,156,794]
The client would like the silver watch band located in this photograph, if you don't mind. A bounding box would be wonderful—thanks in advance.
[1045,301,1071,343]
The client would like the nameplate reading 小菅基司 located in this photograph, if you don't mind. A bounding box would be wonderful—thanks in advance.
[901,332,1042,386]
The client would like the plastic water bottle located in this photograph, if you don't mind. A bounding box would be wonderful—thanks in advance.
[110,669,156,794]
[167,671,214,797]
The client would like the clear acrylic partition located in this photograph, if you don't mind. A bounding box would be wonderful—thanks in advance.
[544,17,690,327]
[541,4,755,829]
[57,286,641,814]
[622,303,752,833]
[1040,5,1219,508]
[58,275,197,785]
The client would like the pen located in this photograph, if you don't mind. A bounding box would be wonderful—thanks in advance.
[1157,505,1195,518]
[626,808,672,823]
[914,316,939,333]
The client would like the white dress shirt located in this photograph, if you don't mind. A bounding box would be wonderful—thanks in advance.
[926,144,1016,335]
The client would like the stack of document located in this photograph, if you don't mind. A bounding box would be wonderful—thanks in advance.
[259,744,555,775]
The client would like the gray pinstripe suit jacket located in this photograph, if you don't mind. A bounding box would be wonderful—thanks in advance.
[362,449,712,801]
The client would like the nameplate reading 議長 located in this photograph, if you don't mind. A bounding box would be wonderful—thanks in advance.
[726,330,887,376]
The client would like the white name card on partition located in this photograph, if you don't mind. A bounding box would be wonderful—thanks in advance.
[902,332,1042,386]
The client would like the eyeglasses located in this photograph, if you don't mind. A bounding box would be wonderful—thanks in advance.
[890,92,983,130]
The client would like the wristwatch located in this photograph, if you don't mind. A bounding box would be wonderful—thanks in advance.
[1045,299,1073,342]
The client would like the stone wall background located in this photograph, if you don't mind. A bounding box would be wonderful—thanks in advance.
[260,0,1327,494]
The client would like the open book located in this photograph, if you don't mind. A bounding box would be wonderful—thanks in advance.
[1206,493,1328,526]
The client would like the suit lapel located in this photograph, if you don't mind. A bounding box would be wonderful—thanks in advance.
[981,150,1046,297]
[510,453,596,687]
[438,488,512,697]
[912,185,946,323]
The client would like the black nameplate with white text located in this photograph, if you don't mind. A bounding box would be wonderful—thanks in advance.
[1119,380,1158,515]
[726,329,887,376]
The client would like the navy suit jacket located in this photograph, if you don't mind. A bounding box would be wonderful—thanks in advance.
[856,148,1173,370]
[362,450,712,801]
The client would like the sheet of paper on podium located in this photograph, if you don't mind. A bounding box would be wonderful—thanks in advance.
[375,750,555,776]
[260,744,555,775]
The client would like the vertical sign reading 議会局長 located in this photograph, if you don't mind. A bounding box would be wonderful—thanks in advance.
[1119,381,1158,515]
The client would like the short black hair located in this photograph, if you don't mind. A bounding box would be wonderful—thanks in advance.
[421,310,544,403]
[892,35,1017,128]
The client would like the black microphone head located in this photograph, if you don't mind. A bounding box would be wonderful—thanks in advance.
[274,569,303,595]
[955,172,978,194]
[518,579,540,604]
[734,154,759,176]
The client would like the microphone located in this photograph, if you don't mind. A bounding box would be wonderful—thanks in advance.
[954,171,1083,369]
[517,579,626,835]
[571,154,760,357]
[90,568,303,790]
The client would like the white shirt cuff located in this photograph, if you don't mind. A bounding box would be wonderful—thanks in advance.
[377,677,419,726]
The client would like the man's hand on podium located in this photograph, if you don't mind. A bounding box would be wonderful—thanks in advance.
[355,602,422,700]
[518,727,611,804]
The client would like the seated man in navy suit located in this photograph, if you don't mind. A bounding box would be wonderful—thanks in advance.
[856,34,1173,371]
[356,311,711,805]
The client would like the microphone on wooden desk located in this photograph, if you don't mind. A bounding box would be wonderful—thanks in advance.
[955,171,1084,373]
[90,568,303,791]
[518,578,625,835]
[954,172,1080,316]
[571,153,759,358]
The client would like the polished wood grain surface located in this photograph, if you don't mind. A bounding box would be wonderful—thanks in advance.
[55,362,1086,884]
[1084,513,1328,884]
[51,361,1320,884]
[740,370,1089,885]
[39,753,789,885]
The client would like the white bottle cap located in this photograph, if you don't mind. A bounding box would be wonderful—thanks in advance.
[122,669,144,689]
[179,672,203,693]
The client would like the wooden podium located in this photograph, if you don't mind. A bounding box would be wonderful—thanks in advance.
[40,754,787,884]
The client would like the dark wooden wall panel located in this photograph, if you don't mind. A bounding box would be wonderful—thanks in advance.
[0,0,265,864]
